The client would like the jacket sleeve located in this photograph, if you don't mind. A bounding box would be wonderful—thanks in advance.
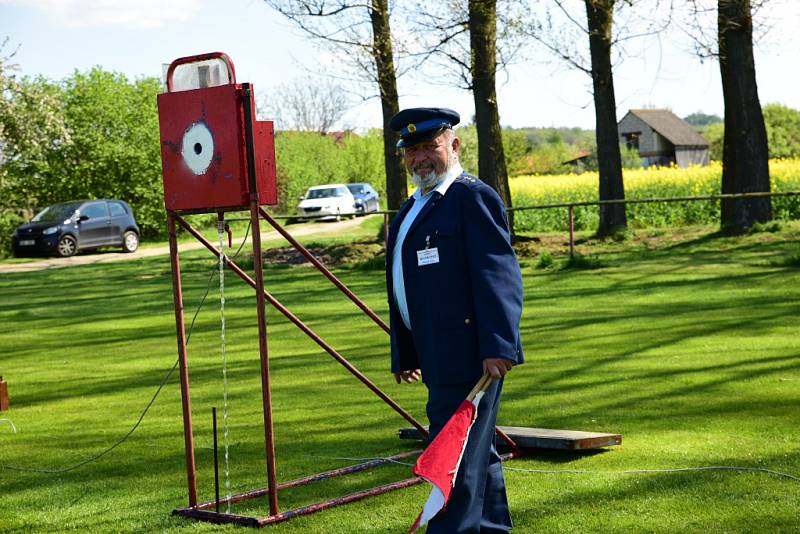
[460,183,524,363]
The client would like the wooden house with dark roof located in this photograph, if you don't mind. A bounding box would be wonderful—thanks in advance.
[618,109,710,167]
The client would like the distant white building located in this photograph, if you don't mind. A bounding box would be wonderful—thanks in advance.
[618,109,710,167]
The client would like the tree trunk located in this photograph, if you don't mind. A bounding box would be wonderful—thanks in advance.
[718,0,771,233]
[469,0,514,237]
[585,0,627,236]
[370,0,407,218]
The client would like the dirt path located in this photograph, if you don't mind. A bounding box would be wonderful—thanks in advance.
[0,217,368,274]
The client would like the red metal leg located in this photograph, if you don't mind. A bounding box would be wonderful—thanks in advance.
[249,199,280,516]
[167,211,198,507]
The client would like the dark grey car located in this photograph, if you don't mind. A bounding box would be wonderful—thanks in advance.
[346,183,380,215]
[12,199,140,258]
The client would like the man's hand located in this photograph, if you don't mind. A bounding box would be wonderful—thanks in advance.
[394,369,421,384]
[483,358,514,379]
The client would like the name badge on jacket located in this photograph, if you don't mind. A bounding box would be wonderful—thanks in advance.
[417,248,440,266]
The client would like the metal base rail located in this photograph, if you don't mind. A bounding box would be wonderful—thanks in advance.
[173,451,520,527]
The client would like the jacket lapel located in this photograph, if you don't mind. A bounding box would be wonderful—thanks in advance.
[405,190,442,240]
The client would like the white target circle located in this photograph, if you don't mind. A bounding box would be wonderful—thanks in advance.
[181,122,214,175]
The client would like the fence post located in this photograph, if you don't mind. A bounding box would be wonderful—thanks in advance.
[568,205,575,259]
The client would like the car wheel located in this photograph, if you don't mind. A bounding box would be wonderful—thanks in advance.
[122,231,139,253]
[57,235,77,257]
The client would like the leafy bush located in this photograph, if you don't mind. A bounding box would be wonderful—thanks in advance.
[0,209,25,259]
[274,130,385,214]
[535,250,553,269]
[561,253,604,270]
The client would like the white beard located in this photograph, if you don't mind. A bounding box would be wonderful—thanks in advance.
[411,148,457,192]
[411,168,448,192]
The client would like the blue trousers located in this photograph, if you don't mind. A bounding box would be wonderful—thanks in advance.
[424,379,512,534]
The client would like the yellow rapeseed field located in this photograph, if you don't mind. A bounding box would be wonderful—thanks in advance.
[510,159,800,232]
[511,159,800,200]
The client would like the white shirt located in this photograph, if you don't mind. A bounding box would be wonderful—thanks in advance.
[392,163,464,330]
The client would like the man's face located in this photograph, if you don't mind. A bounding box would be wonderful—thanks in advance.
[402,131,458,178]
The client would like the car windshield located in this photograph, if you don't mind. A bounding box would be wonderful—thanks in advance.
[31,202,82,223]
[307,188,338,199]
[347,184,366,195]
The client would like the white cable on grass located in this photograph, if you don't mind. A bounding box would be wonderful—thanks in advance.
[503,465,800,481]
[218,221,232,514]
[0,418,17,433]
[327,456,800,482]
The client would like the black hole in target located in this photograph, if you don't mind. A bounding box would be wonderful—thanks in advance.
[193,143,202,155]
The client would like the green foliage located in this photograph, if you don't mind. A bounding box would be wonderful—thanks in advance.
[620,144,643,169]
[0,209,24,258]
[454,124,478,174]
[762,103,800,159]
[0,66,164,243]
[560,252,604,270]
[56,69,164,237]
[456,125,571,177]
[274,130,385,213]
[0,55,69,211]
[502,128,530,176]
[701,104,800,161]
[535,249,553,269]
[747,220,781,234]
[683,111,723,127]
[703,122,725,161]
[773,249,800,267]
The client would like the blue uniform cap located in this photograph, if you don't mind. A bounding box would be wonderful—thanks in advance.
[389,107,461,148]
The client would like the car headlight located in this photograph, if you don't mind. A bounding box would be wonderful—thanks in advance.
[42,226,59,235]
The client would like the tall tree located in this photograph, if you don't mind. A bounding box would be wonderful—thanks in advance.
[264,0,407,216]
[469,0,514,233]
[585,0,626,234]
[524,1,671,235]
[405,0,525,234]
[717,0,771,232]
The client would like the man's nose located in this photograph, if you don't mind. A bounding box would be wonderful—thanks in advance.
[409,152,427,165]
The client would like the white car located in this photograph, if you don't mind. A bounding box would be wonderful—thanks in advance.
[296,184,357,220]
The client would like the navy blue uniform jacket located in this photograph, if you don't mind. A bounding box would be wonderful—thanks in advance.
[387,173,524,385]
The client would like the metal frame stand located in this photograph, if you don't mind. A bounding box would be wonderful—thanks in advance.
[167,205,520,526]
[168,201,483,526]
[164,80,519,528]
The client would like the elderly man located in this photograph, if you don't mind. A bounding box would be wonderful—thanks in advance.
[386,107,524,533]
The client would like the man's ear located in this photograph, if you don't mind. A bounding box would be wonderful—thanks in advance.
[451,135,461,154]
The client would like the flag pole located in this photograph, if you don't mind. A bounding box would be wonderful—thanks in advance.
[466,372,492,402]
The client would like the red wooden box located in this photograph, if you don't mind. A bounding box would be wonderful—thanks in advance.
[157,83,277,211]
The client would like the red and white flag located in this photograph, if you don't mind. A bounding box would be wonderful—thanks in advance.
[409,374,492,532]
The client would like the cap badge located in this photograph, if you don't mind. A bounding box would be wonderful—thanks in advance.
[407,123,417,133]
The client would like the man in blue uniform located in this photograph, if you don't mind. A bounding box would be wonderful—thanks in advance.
[386,107,524,533]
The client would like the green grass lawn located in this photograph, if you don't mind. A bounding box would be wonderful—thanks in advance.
[1,221,799,533]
